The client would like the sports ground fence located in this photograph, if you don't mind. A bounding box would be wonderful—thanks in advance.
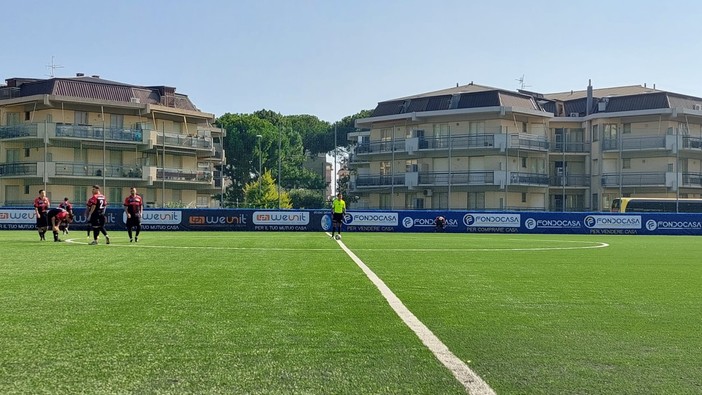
[2,207,702,235]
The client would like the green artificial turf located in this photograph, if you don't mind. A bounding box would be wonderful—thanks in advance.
[1,231,700,394]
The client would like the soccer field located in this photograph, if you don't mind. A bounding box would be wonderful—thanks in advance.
[1,231,700,394]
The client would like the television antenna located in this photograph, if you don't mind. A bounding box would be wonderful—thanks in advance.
[516,74,531,90]
[46,56,64,78]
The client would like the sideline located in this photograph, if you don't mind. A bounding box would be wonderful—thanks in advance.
[328,232,496,395]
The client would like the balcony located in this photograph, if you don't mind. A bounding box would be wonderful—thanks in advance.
[509,172,549,186]
[356,132,548,156]
[0,124,38,139]
[354,174,405,187]
[602,136,666,151]
[0,163,38,177]
[54,162,143,179]
[509,134,549,151]
[355,139,405,155]
[682,172,702,187]
[56,124,144,143]
[418,171,496,186]
[157,168,213,183]
[157,133,213,151]
[550,141,591,153]
[601,172,667,187]
[549,174,591,187]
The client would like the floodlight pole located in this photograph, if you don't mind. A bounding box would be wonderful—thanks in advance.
[278,126,282,209]
[256,134,262,206]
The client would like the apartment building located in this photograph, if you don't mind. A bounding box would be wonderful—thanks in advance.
[351,82,702,211]
[0,74,225,207]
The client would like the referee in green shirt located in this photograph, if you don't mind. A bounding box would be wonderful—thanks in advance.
[331,192,346,239]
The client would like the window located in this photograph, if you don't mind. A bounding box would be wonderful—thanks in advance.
[196,195,209,208]
[468,192,485,209]
[521,157,527,168]
[6,112,20,125]
[74,186,87,204]
[379,161,391,176]
[6,149,19,163]
[379,194,391,209]
[468,121,484,135]
[592,124,599,142]
[24,148,30,157]
[522,192,527,203]
[110,114,124,129]
[405,159,418,172]
[109,188,121,205]
[604,123,618,140]
[25,111,31,121]
[74,111,88,125]
[623,158,631,169]
[668,163,674,172]
[172,189,182,203]
[380,128,393,141]
[623,123,631,134]
[24,185,30,195]
[432,192,448,209]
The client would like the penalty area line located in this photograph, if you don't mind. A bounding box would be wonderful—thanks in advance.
[334,237,496,395]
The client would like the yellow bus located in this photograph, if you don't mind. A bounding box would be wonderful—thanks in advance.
[611,197,702,213]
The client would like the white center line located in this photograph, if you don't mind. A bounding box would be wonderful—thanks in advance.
[333,235,496,395]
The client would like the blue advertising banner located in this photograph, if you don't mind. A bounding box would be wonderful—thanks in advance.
[2,207,702,235]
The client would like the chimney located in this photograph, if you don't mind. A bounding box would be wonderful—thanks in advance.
[76,73,84,77]
[586,79,593,116]
[92,75,100,78]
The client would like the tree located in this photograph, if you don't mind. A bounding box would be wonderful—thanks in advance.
[243,170,292,209]
[288,188,326,209]
[216,113,278,206]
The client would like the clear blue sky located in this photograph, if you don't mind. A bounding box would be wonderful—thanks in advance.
[4,0,702,122]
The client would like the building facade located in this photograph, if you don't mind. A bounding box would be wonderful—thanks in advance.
[0,74,226,208]
[351,82,702,211]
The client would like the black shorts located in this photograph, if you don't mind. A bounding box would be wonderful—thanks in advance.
[90,213,106,228]
[332,213,344,223]
[36,212,48,228]
[126,215,141,227]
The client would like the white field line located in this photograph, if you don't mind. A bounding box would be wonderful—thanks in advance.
[63,239,336,251]
[329,233,496,395]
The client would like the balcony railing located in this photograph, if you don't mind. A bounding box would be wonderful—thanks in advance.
[418,171,495,186]
[356,133,548,155]
[509,134,549,151]
[157,168,213,182]
[601,172,666,187]
[157,133,213,150]
[0,124,38,139]
[355,139,405,154]
[54,162,143,178]
[355,174,405,187]
[510,172,549,185]
[550,141,591,153]
[56,124,144,142]
[682,172,702,187]
[682,136,702,150]
[549,174,591,187]
[0,163,38,177]
[602,136,666,151]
